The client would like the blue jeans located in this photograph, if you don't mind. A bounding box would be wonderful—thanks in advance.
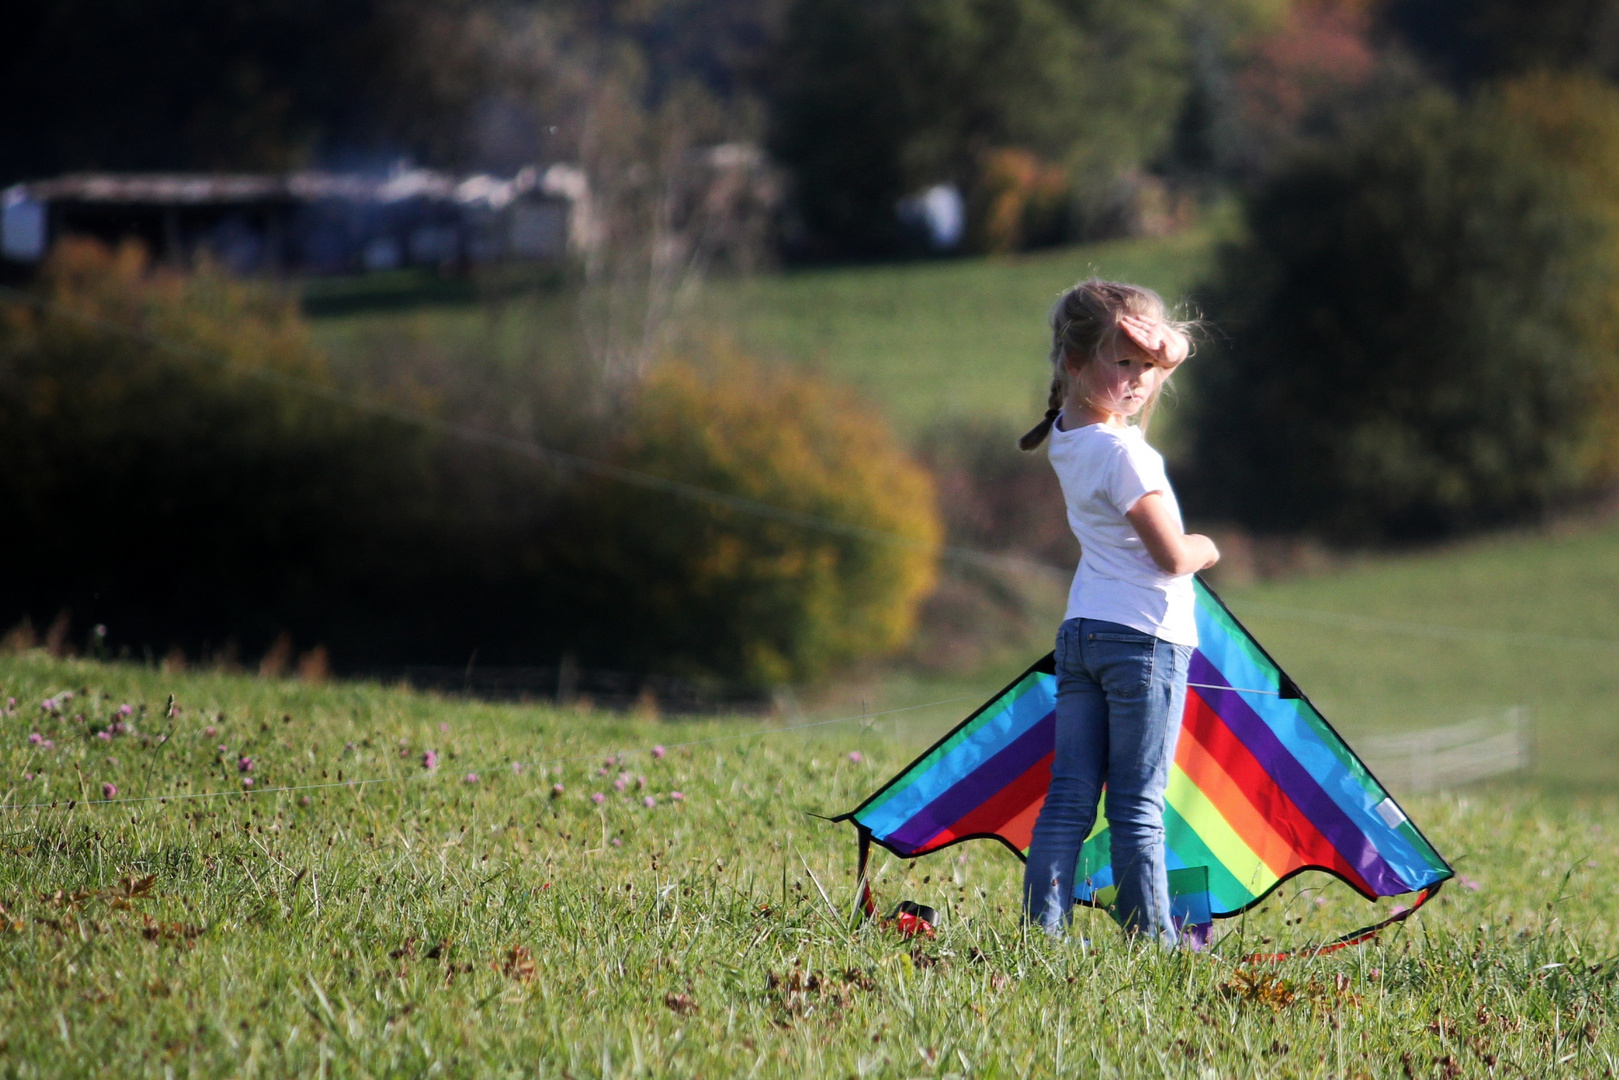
[1022,618,1191,943]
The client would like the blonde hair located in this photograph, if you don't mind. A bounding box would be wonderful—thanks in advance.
[1018,279,1191,451]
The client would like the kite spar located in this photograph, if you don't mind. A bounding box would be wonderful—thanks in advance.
[838,577,1452,952]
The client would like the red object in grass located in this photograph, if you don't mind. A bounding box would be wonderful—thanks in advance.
[886,900,937,938]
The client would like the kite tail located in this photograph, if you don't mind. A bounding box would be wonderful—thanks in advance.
[854,827,876,921]
[1243,882,1443,964]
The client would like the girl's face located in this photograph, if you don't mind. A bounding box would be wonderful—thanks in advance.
[1069,344,1166,422]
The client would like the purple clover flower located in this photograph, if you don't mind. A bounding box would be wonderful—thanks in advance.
[422,749,438,770]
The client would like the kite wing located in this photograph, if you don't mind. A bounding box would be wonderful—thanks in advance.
[839,577,1452,938]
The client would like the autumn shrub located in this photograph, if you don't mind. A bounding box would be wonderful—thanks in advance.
[543,352,941,685]
[0,242,940,687]
[1187,89,1619,540]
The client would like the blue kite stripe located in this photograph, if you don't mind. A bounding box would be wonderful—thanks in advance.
[882,710,1056,852]
[853,679,1056,840]
[1190,635,1440,890]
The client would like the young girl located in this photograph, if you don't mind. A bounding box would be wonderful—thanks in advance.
[1018,280,1219,945]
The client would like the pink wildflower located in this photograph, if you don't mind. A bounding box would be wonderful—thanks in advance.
[611,836,623,847]
[41,699,55,712]
[6,697,15,708]
[300,795,312,806]
[61,691,73,702]
[111,721,128,735]
[462,772,479,784]
[242,777,254,788]
[848,751,863,764]
[237,756,253,773]
[96,730,113,741]
[22,772,33,782]
[550,783,565,799]
[595,767,609,777]
[204,725,217,737]
[27,732,42,745]
[1458,875,1480,891]
[1389,904,1409,916]
[635,775,646,789]
[511,762,524,775]
[41,739,53,750]
[102,782,117,799]
[218,744,229,753]
[652,745,666,759]
[613,775,628,792]
[422,749,438,770]
[670,791,685,802]
[591,792,606,805]
[118,704,132,717]
[439,722,450,733]
[642,796,656,808]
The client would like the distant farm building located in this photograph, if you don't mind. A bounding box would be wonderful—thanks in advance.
[0,165,591,274]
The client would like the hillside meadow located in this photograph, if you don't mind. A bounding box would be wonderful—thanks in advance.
[305,226,1221,441]
[1,541,1617,1078]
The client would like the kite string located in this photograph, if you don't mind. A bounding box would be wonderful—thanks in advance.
[0,692,978,814]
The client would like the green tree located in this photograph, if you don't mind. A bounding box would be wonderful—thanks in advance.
[767,0,1190,257]
[1187,90,1619,540]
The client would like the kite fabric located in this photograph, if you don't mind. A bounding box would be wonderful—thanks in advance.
[838,577,1452,947]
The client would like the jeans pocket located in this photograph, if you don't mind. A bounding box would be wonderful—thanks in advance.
[1084,631,1157,695]
[1086,631,1156,645]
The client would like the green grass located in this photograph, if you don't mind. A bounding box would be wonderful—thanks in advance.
[1,652,1616,1077]
[1214,516,1619,792]
[304,228,1220,438]
[699,228,1219,435]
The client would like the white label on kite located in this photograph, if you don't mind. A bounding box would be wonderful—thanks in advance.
[1374,798,1407,828]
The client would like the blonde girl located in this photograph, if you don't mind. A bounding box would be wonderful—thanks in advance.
[1019,280,1219,944]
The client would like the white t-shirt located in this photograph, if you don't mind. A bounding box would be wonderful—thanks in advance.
[1047,417,1197,647]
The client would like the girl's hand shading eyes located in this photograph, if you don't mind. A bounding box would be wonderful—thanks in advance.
[1118,314,1189,369]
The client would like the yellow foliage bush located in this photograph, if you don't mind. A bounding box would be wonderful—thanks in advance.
[547,349,941,685]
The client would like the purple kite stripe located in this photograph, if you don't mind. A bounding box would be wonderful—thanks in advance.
[1187,654,1411,896]
[883,710,1056,853]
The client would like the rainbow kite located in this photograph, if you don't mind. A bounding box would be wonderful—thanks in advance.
[839,578,1452,949]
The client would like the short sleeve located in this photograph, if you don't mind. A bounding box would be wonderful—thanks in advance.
[1102,436,1169,517]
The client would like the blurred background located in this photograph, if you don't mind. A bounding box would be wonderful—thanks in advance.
[2,0,1616,786]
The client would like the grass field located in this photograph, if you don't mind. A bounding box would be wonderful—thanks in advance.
[0,650,1616,1078]
[697,228,1219,435]
[304,227,1221,440]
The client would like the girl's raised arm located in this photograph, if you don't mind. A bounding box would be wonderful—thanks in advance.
[1124,492,1219,576]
